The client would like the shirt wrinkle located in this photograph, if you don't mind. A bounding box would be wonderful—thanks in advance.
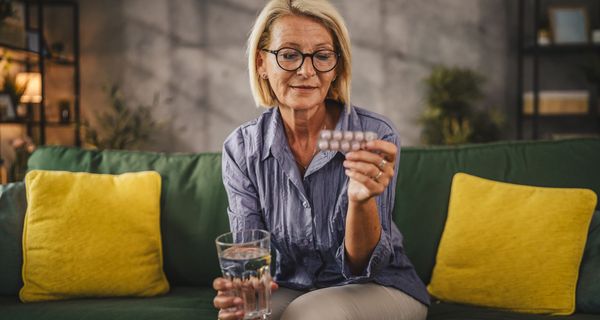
[222,103,430,306]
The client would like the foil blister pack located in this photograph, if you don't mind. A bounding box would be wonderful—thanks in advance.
[317,130,378,152]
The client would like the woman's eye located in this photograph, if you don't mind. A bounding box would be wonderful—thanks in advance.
[280,52,300,60]
[315,52,332,61]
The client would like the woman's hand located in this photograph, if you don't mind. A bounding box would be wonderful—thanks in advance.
[213,277,279,320]
[343,140,397,202]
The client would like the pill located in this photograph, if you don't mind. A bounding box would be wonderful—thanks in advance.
[332,130,343,140]
[320,130,332,140]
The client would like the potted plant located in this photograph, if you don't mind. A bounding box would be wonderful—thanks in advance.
[420,65,505,145]
[82,84,161,150]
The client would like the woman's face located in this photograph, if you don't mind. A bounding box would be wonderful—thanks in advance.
[257,15,337,111]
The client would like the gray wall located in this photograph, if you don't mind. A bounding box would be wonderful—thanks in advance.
[78,0,512,152]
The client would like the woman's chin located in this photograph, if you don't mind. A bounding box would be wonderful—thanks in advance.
[281,98,325,111]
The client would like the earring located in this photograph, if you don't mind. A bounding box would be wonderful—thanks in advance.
[332,76,337,82]
[261,74,268,80]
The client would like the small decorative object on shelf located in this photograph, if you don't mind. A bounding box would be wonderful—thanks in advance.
[9,136,35,181]
[537,29,551,46]
[593,29,600,44]
[0,158,7,184]
[549,6,589,44]
[0,0,25,48]
[0,92,15,120]
[58,99,70,123]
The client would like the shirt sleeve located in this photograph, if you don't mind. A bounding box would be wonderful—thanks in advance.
[335,129,401,281]
[222,130,265,233]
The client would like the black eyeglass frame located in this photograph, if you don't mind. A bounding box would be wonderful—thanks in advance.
[261,47,340,72]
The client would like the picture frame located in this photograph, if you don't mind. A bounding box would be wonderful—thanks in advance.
[0,1,26,48]
[0,93,16,121]
[549,6,589,44]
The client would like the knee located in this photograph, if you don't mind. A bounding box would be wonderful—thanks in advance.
[280,293,351,320]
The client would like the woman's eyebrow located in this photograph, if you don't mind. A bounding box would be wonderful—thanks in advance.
[277,42,334,49]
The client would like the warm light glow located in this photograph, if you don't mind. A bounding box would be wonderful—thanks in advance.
[16,72,42,104]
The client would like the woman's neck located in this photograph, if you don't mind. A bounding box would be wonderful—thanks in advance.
[279,102,330,147]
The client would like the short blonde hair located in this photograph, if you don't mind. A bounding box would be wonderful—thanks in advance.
[247,0,352,108]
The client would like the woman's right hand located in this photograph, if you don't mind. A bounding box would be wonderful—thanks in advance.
[213,277,244,320]
[213,277,279,320]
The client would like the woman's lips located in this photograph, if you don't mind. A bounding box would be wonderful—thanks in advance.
[291,85,318,92]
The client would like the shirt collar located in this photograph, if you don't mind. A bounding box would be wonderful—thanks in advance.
[260,101,364,162]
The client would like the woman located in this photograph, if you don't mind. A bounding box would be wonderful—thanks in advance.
[214,0,429,319]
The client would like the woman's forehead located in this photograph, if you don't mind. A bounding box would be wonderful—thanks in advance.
[269,15,334,48]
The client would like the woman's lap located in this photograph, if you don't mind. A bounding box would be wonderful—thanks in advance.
[269,283,427,320]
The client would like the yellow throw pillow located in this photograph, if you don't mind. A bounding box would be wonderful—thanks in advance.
[20,170,169,302]
[428,173,597,315]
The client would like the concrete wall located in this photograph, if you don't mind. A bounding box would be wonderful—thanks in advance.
[77,0,511,152]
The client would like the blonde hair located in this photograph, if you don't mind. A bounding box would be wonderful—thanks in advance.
[247,0,352,108]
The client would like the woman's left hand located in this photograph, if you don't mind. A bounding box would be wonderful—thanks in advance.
[343,140,397,202]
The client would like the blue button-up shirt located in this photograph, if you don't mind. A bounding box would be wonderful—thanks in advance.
[222,103,430,306]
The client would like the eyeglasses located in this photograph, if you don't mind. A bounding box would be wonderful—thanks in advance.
[261,47,339,72]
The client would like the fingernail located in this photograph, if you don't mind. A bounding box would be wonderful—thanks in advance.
[345,169,351,175]
[343,160,349,167]
[234,297,243,305]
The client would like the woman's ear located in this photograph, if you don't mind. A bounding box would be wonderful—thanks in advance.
[256,52,267,79]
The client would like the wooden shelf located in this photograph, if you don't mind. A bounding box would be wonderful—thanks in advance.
[523,44,600,55]
[0,120,76,126]
[0,41,38,55]
[522,114,600,120]
[0,120,27,125]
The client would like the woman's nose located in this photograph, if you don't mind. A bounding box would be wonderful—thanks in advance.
[297,56,316,77]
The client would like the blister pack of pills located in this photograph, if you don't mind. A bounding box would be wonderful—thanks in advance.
[317,130,378,152]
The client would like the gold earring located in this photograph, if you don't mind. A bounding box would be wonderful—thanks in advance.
[261,74,268,79]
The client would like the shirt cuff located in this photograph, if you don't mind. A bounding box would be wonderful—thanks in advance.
[335,229,392,281]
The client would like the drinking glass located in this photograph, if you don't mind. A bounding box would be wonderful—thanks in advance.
[216,229,271,320]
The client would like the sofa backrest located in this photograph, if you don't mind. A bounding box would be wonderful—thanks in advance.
[26,138,600,286]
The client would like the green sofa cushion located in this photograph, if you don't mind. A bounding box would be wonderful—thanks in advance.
[27,147,231,287]
[393,139,600,285]
[577,210,600,313]
[0,287,217,320]
[0,182,26,295]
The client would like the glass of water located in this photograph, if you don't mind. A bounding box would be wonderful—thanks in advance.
[216,229,271,320]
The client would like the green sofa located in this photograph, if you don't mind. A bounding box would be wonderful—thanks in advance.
[1,139,599,320]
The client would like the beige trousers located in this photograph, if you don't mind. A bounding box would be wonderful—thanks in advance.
[269,283,428,320]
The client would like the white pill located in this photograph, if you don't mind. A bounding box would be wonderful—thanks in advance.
[351,141,361,151]
[318,140,329,150]
[329,140,340,150]
[354,131,365,141]
[343,131,354,141]
[340,140,350,152]
[332,130,343,140]
[320,130,332,140]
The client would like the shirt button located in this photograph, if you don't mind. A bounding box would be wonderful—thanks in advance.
[301,239,310,245]
[302,201,310,208]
